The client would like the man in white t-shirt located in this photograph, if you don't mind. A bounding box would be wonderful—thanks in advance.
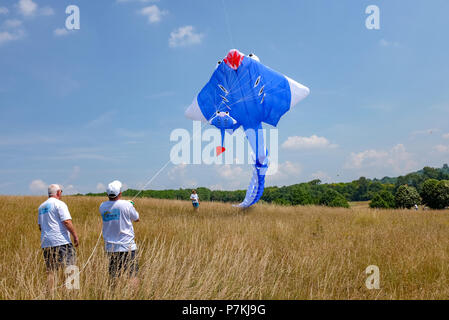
[99,180,140,285]
[38,184,79,291]
[190,189,200,210]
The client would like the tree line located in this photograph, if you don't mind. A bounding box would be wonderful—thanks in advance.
[85,164,449,209]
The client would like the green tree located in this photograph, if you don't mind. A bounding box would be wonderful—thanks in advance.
[423,166,440,180]
[369,194,389,209]
[442,164,449,175]
[289,185,313,205]
[420,179,440,209]
[370,190,395,209]
[395,185,421,209]
[436,180,449,209]
[319,189,350,208]
[354,177,370,201]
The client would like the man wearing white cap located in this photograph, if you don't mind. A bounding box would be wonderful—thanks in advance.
[99,180,140,284]
[38,184,79,291]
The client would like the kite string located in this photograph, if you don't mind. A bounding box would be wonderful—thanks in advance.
[130,121,210,201]
[221,0,235,49]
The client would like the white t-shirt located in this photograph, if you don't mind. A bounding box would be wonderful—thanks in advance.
[190,194,199,203]
[99,200,139,252]
[38,197,72,248]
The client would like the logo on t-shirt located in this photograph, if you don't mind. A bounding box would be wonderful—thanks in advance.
[39,203,52,215]
[101,208,120,222]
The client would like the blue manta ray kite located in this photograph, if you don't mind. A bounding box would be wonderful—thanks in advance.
[185,49,310,208]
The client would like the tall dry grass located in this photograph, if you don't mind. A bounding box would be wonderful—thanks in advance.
[1,195,449,300]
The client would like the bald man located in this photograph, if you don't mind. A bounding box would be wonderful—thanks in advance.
[38,184,79,291]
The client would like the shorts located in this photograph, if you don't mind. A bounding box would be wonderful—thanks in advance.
[108,250,139,278]
[42,243,76,271]
[192,202,199,208]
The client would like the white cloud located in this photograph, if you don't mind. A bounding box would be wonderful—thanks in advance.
[17,0,53,17]
[53,28,70,37]
[139,5,167,23]
[169,25,204,48]
[213,164,247,189]
[279,161,302,175]
[209,184,224,190]
[96,183,106,192]
[29,179,47,194]
[168,163,187,180]
[167,163,197,187]
[311,171,331,183]
[434,145,449,153]
[281,135,337,150]
[345,144,417,174]
[269,161,302,185]
[18,0,37,16]
[0,31,17,44]
[217,164,244,180]
[346,149,388,169]
[3,19,22,29]
[62,184,78,195]
[443,133,449,139]
[0,7,10,15]
[0,30,24,45]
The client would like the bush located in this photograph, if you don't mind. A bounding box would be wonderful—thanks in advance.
[436,180,449,209]
[420,179,440,209]
[370,194,388,209]
[289,185,314,205]
[370,190,396,209]
[319,189,350,208]
[395,185,421,209]
[420,179,449,209]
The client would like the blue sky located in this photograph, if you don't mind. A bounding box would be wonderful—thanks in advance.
[0,0,448,195]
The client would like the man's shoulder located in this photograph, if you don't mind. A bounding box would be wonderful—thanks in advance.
[116,200,133,208]
[39,198,50,208]
[99,201,112,210]
[53,198,68,208]
[100,200,131,210]
[41,197,66,208]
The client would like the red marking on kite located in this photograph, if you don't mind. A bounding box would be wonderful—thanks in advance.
[216,146,226,156]
[224,49,244,70]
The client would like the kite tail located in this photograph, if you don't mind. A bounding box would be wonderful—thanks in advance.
[235,157,268,208]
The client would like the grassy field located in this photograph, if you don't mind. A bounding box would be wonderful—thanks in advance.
[1,195,449,300]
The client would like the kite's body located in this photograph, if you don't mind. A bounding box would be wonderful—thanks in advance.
[185,49,310,207]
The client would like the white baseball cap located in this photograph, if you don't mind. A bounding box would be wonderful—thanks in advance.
[106,180,122,197]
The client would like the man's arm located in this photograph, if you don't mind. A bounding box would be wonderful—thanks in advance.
[62,219,79,247]
[129,205,140,222]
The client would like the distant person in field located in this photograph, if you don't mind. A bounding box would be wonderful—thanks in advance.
[99,180,140,288]
[190,189,200,209]
[37,184,79,291]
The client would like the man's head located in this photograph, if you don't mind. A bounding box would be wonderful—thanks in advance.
[48,184,62,199]
[192,189,196,194]
[107,180,122,201]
